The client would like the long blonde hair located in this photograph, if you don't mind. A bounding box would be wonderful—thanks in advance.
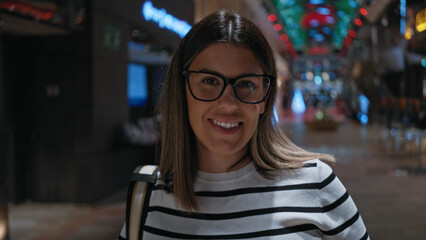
[158,9,334,211]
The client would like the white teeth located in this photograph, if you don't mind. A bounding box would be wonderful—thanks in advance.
[212,120,239,129]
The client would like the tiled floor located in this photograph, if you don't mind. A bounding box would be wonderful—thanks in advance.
[7,113,426,240]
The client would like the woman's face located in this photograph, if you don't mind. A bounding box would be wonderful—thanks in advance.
[186,43,266,168]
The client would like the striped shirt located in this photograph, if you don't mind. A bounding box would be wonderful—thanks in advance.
[118,159,369,239]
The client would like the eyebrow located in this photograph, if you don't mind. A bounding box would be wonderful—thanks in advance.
[194,68,263,78]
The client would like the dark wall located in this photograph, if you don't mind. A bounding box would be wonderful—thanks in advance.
[3,33,90,201]
[2,0,192,203]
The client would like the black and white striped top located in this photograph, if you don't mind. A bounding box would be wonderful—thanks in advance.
[119,159,369,239]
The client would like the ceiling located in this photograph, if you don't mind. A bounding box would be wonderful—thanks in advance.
[265,0,366,57]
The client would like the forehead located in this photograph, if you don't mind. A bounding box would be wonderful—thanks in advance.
[188,43,263,76]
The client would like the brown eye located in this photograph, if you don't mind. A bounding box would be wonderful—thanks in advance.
[202,77,220,86]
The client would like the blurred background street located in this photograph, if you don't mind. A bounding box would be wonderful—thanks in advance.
[8,118,426,240]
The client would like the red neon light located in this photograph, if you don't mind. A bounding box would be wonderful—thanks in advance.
[345,37,352,44]
[360,8,368,16]
[0,1,57,21]
[273,24,282,31]
[354,18,362,26]
[268,14,277,22]
[348,30,356,38]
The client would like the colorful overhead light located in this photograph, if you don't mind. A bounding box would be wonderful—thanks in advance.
[360,8,368,16]
[348,30,356,38]
[314,75,323,85]
[343,41,351,48]
[310,19,320,27]
[317,7,331,15]
[280,34,289,42]
[314,33,325,42]
[309,0,324,4]
[272,0,364,53]
[322,27,331,35]
[268,14,277,22]
[326,16,335,24]
[354,18,362,26]
[274,24,282,31]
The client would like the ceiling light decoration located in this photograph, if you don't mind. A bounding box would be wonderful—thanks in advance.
[360,8,368,16]
[354,18,363,26]
[274,23,283,31]
[268,14,277,22]
[271,0,365,55]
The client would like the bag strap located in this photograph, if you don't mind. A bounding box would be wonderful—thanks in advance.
[125,165,159,240]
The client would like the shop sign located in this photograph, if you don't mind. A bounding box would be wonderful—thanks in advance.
[142,1,191,38]
[416,8,426,33]
[102,24,122,51]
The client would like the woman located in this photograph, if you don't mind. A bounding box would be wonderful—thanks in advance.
[119,9,369,239]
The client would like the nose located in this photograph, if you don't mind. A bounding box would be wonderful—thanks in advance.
[217,85,239,111]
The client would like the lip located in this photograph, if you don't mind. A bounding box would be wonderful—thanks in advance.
[208,118,242,135]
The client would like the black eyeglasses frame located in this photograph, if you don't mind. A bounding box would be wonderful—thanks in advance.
[183,70,274,104]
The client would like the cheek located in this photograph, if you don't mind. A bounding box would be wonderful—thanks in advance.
[245,105,264,128]
[259,102,266,115]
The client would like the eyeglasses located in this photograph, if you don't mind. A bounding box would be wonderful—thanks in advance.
[183,70,273,104]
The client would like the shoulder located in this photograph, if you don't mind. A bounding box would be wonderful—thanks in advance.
[303,159,334,180]
[287,159,335,184]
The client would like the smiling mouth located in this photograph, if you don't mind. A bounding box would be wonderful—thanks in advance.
[212,119,240,129]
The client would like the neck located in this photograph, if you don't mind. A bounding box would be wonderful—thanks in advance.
[197,145,250,173]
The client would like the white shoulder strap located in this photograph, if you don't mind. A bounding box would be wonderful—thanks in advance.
[126,165,159,240]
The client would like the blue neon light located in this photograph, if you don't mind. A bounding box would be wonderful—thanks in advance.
[400,0,406,35]
[142,1,192,38]
[400,0,406,17]
[291,89,306,114]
